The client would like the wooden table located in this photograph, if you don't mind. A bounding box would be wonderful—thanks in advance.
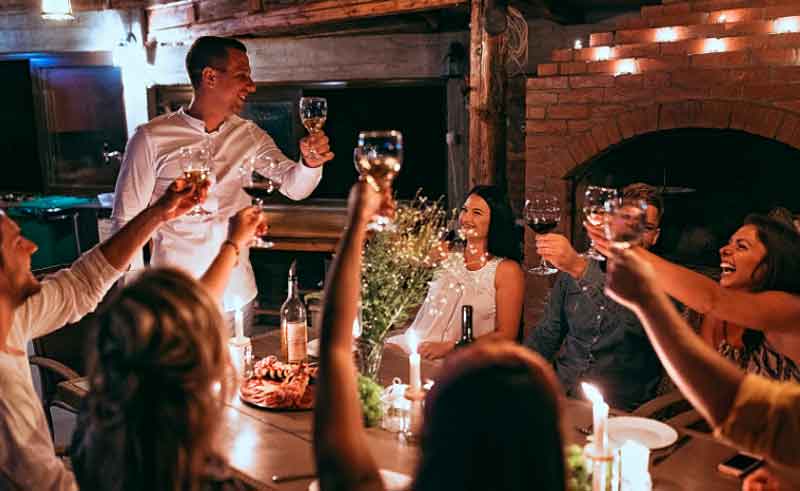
[60,331,744,491]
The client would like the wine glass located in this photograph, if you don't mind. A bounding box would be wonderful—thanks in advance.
[179,146,212,216]
[353,130,403,231]
[524,194,561,275]
[583,186,619,261]
[239,153,283,248]
[604,198,648,249]
[299,97,327,158]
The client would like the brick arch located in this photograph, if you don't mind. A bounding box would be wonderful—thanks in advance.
[560,99,800,178]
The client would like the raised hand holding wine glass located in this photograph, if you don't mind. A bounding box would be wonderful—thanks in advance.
[524,194,561,275]
[353,130,403,232]
[298,96,334,167]
[179,146,213,216]
[239,153,282,248]
[583,186,618,261]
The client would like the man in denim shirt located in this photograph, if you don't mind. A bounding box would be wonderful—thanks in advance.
[525,183,663,410]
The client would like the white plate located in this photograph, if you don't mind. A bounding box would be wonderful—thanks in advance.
[309,469,412,491]
[607,416,678,450]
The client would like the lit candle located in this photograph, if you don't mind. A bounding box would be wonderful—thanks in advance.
[407,330,422,394]
[574,39,583,50]
[234,308,244,340]
[621,440,651,491]
[595,46,611,61]
[655,27,677,43]
[774,17,800,34]
[704,38,726,53]
[582,382,610,457]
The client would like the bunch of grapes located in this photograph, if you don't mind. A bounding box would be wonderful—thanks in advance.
[565,444,592,491]
[357,374,384,427]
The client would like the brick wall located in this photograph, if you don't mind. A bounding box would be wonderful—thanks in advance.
[524,0,800,328]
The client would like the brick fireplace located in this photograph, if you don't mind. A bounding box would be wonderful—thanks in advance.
[524,0,800,328]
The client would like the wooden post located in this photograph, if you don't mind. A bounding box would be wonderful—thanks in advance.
[468,0,506,187]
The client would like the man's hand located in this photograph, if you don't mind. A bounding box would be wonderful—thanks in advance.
[228,206,268,249]
[418,341,455,360]
[347,179,394,228]
[300,131,334,168]
[535,233,586,279]
[153,178,210,221]
[605,247,660,311]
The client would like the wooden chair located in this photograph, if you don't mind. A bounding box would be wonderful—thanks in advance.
[29,264,92,438]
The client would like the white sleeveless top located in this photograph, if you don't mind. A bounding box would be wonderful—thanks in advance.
[387,253,505,351]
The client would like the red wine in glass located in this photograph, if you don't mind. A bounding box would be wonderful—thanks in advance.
[527,220,558,234]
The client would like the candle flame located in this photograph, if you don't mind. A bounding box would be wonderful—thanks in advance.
[774,17,800,34]
[574,39,583,50]
[581,382,604,405]
[656,27,677,43]
[406,329,419,354]
[705,38,726,53]
[595,46,611,61]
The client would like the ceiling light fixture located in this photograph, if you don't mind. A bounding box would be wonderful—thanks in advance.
[41,0,74,20]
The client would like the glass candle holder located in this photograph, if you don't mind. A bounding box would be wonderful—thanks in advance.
[228,336,252,381]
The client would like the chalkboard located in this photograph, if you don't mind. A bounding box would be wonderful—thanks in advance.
[241,101,299,161]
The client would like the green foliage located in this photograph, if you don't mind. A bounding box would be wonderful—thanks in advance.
[360,194,448,344]
[358,374,384,427]
[565,444,591,491]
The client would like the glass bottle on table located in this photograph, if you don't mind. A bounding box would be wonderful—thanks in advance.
[524,193,561,275]
[455,305,474,349]
[353,130,403,231]
[280,260,308,364]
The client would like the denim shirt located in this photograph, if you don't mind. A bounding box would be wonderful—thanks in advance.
[524,260,662,410]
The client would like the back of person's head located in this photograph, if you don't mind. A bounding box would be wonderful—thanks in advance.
[465,185,522,262]
[622,182,664,222]
[743,213,800,295]
[73,268,231,491]
[185,36,247,89]
[414,341,566,491]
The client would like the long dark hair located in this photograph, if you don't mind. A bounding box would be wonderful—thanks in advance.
[414,342,566,491]
[743,214,800,295]
[465,185,522,262]
[71,268,233,491]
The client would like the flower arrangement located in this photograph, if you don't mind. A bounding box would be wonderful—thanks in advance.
[356,194,448,378]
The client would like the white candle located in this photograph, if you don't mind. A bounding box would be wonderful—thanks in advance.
[582,382,610,456]
[621,440,651,491]
[407,330,422,393]
[234,306,244,340]
[228,336,251,380]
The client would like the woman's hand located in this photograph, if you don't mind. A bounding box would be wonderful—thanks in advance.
[228,206,268,249]
[743,468,785,491]
[154,178,210,221]
[418,341,455,360]
[605,247,661,312]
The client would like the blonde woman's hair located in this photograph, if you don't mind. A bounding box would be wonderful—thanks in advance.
[73,267,233,491]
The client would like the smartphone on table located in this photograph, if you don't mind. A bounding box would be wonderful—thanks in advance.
[717,452,764,478]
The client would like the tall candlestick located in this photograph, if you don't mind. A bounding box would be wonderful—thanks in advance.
[407,330,422,393]
[234,307,244,340]
[582,382,610,457]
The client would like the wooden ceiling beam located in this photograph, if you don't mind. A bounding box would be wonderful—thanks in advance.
[147,0,466,42]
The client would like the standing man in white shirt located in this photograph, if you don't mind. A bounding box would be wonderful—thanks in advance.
[111,36,334,336]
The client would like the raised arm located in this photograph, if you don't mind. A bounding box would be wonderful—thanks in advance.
[314,181,385,491]
[586,222,800,333]
[200,206,267,301]
[604,248,743,427]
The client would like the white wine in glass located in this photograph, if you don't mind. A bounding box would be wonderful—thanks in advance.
[354,130,403,231]
[179,146,212,216]
[299,97,327,158]
[582,186,618,261]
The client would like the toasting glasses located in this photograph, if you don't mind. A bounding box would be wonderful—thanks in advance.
[179,145,212,216]
[239,154,283,248]
[524,194,561,275]
[353,130,403,231]
[583,186,619,261]
[604,198,648,249]
[299,97,327,159]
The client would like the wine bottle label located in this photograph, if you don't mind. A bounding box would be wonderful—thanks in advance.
[286,321,307,363]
